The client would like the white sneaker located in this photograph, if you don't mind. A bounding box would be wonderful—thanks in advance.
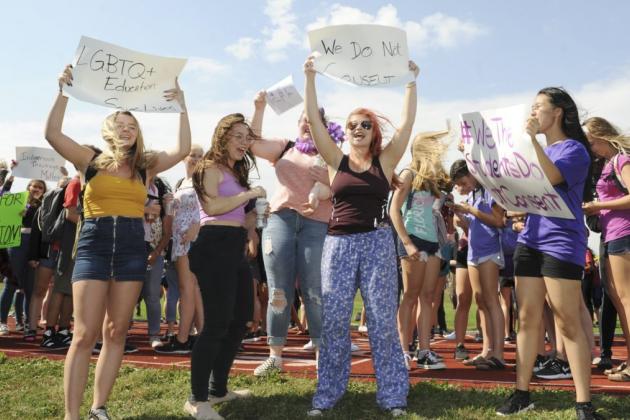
[149,336,162,349]
[254,357,283,376]
[444,331,456,340]
[358,325,368,333]
[208,389,252,405]
[184,399,224,419]
[302,340,316,351]
[0,323,9,336]
[350,343,360,352]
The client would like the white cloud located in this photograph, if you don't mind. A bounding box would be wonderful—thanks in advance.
[225,37,261,60]
[182,57,228,83]
[263,0,301,54]
[305,4,486,52]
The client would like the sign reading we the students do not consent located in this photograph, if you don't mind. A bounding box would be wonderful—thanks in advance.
[64,36,187,113]
[0,192,29,249]
[460,104,574,219]
[308,24,413,87]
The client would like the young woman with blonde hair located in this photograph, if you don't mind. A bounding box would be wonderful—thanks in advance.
[582,116,630,382]
[390,130,449,370]
[46,64,190,420]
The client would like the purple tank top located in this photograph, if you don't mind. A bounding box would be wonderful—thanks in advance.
[328,155,390,235]
[199,169,247,225]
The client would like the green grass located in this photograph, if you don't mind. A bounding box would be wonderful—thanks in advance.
[0,354,625,419]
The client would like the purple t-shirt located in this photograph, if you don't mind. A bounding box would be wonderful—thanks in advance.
[467,188,501,261]
[518,139,590,266]
[596,154,630,243]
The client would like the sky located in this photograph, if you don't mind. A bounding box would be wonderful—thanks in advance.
[2,0,629,250]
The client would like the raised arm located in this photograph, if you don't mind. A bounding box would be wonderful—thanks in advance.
[198,166,266,216]
[45,65,97,172]
[304,56,343,170]
[249,91,287,162]
[148,78,191,177]
[380,61,420,175]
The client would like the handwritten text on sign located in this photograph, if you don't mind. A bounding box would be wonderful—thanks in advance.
[0,192,29,249]
[12,147,67,183]
[460,104,573,219]
[64,36,187,113]
[266,75,303,115]
[308,24,413,87]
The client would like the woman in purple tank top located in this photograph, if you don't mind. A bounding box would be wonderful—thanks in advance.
[303,55,419,417]
[183,114,266,419]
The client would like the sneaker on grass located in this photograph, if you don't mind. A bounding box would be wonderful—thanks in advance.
[535,358,572,380]
[576,402,605,420]
[184,398,224,420]
[416,349,445,370]
[496,390,534,416]
[207,389,252,405]
[254,357,283,376]
[88,406,111,420]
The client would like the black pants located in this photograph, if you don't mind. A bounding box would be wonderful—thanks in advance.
[188,225,253,401]
[598,241,618,358]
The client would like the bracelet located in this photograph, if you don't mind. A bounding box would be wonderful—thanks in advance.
[406,81,416,88]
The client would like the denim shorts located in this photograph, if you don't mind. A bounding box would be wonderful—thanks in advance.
[396,234,439,259]
[468,251,505,269]
[606,234,630,256]
[72,216,147,282]
[39,249,60,269]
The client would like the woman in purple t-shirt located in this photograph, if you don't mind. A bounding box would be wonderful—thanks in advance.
[497,88,602,419]
[582,116,630,381]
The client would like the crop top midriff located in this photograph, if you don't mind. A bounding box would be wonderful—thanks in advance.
[83,173,146,219]
[328,155,391,235]
[199,169,247,225]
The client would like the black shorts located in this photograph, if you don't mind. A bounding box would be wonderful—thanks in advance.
[513,244,584,281]
[455,246,468,269]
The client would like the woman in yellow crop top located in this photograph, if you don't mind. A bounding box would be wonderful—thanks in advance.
[45,64,191,420]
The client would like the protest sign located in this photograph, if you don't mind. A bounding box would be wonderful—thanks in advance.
[13,147,66,182]
[0,192,29,249]
[64,36,187,113]
[460,104,574,219]
[266,75,303,115]
[308,24,413,87]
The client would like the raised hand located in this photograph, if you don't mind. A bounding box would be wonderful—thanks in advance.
[163,77,186,110]
[304,55,317,77]
[254,91,267,110]
[58,64,73,91]
[408,60,420,79]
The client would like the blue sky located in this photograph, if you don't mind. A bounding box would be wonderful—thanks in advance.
[2,1,629,205]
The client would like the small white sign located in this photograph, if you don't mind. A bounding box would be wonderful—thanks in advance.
[308,24,413,87]
[13,147,67,182]
[64,36,187,113]
[266,75,303,115]
[460,104,574,219]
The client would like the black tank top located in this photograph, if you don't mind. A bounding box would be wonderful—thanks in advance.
[328,155,391,235]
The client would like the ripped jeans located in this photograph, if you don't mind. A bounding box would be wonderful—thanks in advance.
[262,209,327,347]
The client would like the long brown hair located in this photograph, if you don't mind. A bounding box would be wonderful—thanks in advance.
[193,113,257,202]
[93,111,156,179]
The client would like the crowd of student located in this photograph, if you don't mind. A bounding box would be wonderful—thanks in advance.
[0,57,628,420]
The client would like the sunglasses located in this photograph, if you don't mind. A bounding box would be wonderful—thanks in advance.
[347,120,373,131]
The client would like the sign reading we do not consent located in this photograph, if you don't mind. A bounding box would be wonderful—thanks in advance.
[460,104,573,219]
[64,36,187,113]
[308,24,413,88]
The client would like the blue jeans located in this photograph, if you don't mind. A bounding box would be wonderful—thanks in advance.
[2,233,34,325]
[164,261,180,323]
[142,253,164,336]
[262,209,327,347]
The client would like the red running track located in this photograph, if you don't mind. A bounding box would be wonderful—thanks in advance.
[1,320,628,395]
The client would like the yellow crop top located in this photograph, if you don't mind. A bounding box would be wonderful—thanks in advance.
[83,173,146,218]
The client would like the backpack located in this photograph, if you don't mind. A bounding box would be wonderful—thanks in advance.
[611,154,628,194]
[37,185,68,243]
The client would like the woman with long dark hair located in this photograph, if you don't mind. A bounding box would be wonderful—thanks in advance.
[185,113,265,419]
[497,87,602,419]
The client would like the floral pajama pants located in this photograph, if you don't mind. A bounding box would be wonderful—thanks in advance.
[313,227,408,410]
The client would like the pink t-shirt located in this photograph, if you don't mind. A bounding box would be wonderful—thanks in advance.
[596,154,630,243]
[268,140,332,224]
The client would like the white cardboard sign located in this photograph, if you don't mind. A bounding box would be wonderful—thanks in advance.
[460,104,574,219]
[266,75,303,115]
[13,147,67,182]
[64,36,187,113]
[308,24,413,87]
